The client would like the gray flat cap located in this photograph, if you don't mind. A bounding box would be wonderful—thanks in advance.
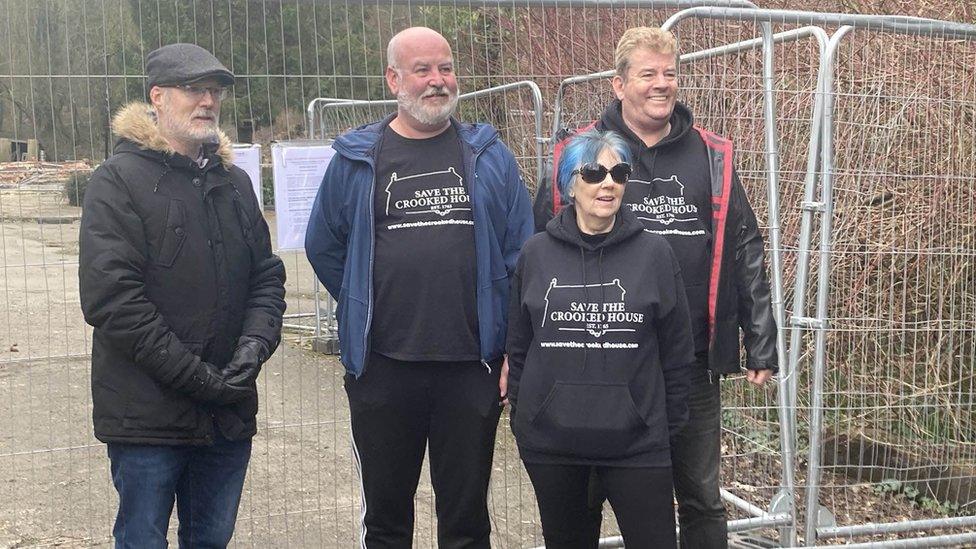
[146,43,234,88]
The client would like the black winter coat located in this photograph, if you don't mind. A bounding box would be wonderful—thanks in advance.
[79,102,286,445]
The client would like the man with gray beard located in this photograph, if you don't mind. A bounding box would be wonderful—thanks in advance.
[79,43,286,548]
[305,26,533,548]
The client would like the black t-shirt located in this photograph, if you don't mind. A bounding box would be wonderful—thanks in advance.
[579,231,609,246]
[370,125,480,361]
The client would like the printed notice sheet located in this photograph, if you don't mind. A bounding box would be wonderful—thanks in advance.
[271,141,335,250]
[232,144,262,209]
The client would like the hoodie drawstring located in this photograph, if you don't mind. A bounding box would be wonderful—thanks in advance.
[598,248,608,372]
[577,245,610,373]
[579,246,589,374]
[644,148,659,191]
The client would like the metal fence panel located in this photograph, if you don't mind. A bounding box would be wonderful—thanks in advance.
[2,1,976,547]
[808,25,976,545]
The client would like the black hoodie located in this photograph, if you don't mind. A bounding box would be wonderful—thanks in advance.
[600,101,713,356]
[506,206,695,467]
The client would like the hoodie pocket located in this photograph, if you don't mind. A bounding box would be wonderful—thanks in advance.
[529,381,644,459]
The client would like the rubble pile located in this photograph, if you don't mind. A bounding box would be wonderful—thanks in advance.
[0,161,93,190]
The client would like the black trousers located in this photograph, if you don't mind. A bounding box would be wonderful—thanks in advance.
[345,352,503,549]
[671,367,727,549]
[523,463,677,549]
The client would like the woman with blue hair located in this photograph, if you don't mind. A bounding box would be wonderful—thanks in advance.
[506,129,695,548]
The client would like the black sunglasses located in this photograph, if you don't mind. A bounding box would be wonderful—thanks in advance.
[573,162,632,184]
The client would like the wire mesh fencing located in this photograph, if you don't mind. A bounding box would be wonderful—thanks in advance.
[801,24,976,544]
[2,0,976,547]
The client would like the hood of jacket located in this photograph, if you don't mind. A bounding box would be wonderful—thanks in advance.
[599,99,694,150]
[598,100,694,180]
[111,101,234,166]
[545,201,645,251]
[332,114,500,162]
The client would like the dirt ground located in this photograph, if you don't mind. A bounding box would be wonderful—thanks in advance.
[0,188,557,548]
[0,187,969,548]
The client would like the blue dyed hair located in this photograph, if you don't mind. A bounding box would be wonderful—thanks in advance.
[556,129,633,204]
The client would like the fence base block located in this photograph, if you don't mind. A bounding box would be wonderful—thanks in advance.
[311,336,340,355]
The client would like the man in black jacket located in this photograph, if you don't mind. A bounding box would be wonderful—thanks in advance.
[533,27,778,548]
[78,43,286,548]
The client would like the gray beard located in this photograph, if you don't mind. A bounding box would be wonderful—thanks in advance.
[397,90,458,127]
[158,106,220,145]
[164,118,219,143]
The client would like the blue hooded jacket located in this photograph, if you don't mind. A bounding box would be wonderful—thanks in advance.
[305,116,534,377]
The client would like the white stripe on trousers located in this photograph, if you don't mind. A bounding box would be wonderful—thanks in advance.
[350,420,368,549]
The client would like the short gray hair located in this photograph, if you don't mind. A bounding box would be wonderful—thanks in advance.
[387,33,403,70]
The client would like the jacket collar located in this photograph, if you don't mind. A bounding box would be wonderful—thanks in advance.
[332,114,499,162]
[111,101,234,167]
[599,99,694,151]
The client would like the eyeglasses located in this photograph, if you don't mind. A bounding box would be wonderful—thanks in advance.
[166,84,229,101]
[573,162,632,184]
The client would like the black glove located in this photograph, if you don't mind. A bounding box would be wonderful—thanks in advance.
[221,336,270,386]
[181,359,254,405]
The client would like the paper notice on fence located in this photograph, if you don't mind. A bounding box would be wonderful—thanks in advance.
[232,144,262,209]
[271,141,334,251]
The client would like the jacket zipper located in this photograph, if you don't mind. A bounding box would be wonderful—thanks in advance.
[335,137,378,377]
[364,157,377,371]
[467,135,497,367]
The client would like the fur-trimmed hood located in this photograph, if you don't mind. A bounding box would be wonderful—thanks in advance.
[111,102,234,166]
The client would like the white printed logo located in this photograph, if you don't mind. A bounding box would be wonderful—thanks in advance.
[541,278,643,338]
[384,168,471,217]
[626,175,706,237]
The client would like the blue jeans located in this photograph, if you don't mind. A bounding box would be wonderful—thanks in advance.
[671,366,727,549]
[107,431,252,549]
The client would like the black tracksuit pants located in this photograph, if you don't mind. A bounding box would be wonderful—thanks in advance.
[524,463,676,549]
[345,352,503,549]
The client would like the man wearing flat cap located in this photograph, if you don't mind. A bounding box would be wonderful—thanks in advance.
[79,43,286,547]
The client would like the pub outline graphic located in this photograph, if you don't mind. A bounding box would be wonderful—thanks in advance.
[541,278,636,338]
[384,167,471,217]
[628,174,697,226]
